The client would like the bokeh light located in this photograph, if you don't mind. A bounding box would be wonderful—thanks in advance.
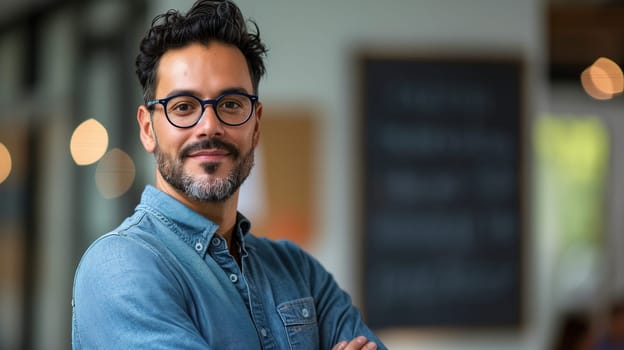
[0,143,12,184]
[70,118,109,165]
[592,57,624,94]
[581,67,613,100]
[95,148,135,199]
[581,57,624,100]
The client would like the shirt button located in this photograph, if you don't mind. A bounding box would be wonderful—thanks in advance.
[301,308,310,318]
[229,274,238,283]
[260,328,268,337]
[194,242,203,252]
[211,238,221,247]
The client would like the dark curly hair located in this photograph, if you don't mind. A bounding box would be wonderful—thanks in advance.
[135,0,267,103]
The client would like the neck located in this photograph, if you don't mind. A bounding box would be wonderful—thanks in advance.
[154,171,239,245]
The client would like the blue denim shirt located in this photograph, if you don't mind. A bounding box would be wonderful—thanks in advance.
[72,185,386,349]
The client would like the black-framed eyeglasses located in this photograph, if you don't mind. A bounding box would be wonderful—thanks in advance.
[146,92,259,128]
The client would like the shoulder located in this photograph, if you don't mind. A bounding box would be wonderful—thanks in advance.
[73,215,180,298]
[74,234,159,293]
[71,220,201,348]
[76,208,168,267]
[77,211,155,268]
[77,231,154,270]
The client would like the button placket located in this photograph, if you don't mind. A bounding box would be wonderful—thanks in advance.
[194,241,204,252]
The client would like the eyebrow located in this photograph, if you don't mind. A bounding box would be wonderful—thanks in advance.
[164,87,251,99]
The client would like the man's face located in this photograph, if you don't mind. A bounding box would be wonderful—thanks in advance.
[140,42,261,202]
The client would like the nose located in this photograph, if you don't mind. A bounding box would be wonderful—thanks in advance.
[195,104,224,137]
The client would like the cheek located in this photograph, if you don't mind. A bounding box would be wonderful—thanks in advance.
[154,123,187,153]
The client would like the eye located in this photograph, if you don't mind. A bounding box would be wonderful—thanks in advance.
[174,103,192,112]
[220,99,243,110]
[168,96,200,116]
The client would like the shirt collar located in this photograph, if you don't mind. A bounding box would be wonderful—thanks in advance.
[138,185,252,254]
[236,212,251,236]
[234,212,251,255]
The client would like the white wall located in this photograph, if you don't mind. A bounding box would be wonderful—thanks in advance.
[152,1,548,349]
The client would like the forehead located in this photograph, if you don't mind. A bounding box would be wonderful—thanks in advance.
[155,42,252,97]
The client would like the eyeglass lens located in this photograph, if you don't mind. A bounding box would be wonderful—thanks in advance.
[165,94,253,127]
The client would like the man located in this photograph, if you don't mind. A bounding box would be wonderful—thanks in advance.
[71,1,386,349]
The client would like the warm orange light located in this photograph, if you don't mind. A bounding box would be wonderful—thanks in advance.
[95,148,135,198]
[70,118,109,166]
[0,143,11,184]
[581,57,624,100]
[589,64,614,95]
[581,67,613,100]
[592,57,624,95]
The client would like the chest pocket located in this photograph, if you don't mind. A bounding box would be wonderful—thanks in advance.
[277,297,319,350]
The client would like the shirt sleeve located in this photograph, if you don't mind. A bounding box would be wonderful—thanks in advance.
[285,242,388,350]
[72,234,214,350]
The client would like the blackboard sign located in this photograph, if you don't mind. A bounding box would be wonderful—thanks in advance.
[361,56,524,329]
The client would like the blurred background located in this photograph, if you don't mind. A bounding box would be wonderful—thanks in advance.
[1,0,624,349]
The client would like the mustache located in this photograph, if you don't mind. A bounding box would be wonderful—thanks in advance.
[180,138,240,159]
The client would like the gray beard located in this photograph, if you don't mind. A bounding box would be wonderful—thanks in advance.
[155,140,254,202]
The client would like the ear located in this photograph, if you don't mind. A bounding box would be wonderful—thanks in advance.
[252,101,262,149]
[137,105,157,153]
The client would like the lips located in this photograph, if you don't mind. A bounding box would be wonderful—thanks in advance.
[186,149,230,161]
[187,150,229,157]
